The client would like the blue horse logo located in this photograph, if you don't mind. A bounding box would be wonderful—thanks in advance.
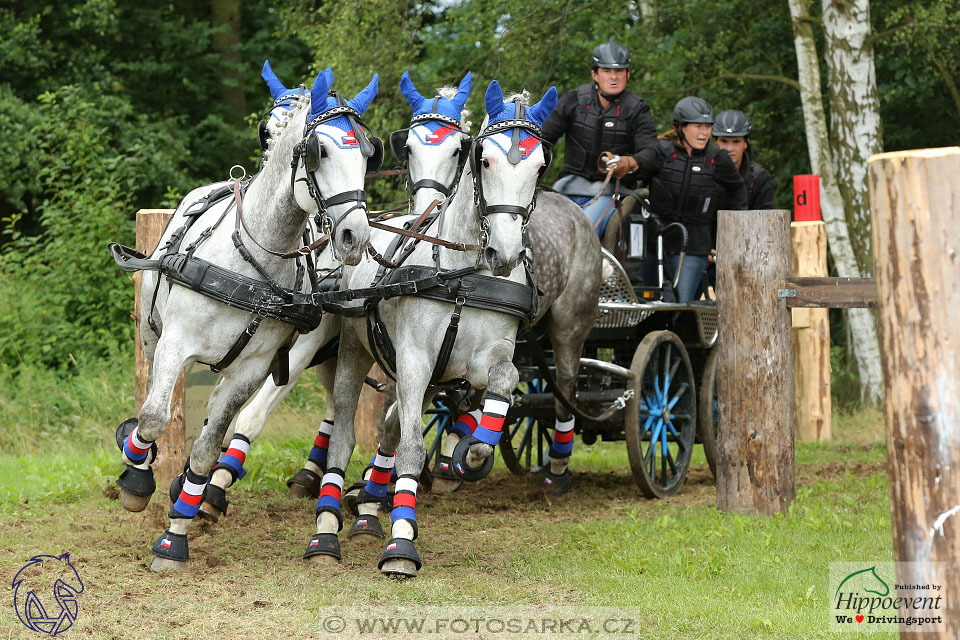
[12,552,84,635]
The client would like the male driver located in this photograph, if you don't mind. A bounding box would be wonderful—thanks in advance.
[712,109,774,210]
[541,41,659,237]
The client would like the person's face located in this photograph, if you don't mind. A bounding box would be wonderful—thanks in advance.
[715,136,748,167]
[681,122,712,150]
[591,67,629,96]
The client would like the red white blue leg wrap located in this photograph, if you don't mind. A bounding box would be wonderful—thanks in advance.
[123,427,154,464]
[391,475,419,539]
[315,468,345,530]
[213,434,250,482]
[307,419,334,468]
[363,448,396,499]
[472,394,510,446]
[448,410,481,438]
[549,416,575,458]
[172,469,206,518]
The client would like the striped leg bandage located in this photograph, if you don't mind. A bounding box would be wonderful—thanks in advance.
[391,475,419,539]
[315,468,345,531]
[472,394,510,447]
[172,469,207,518]
[549,416,575,458]
[123,427,154,465]
[307,420,334,468]
[363,448,396,499]
[448,410,482,438]
[213,435,251,483]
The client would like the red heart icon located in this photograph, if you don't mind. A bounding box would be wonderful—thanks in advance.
[856,615,864,623]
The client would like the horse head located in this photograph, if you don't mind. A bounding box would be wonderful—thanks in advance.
[473,80,558,276]
[259,59,309,149]
[393,71,473,216]
[290,68,379,266]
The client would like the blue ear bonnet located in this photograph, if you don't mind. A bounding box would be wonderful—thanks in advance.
[261,60,301,102]
[307,70,379,143]
[400,71,472,124]
[483,81,558,130]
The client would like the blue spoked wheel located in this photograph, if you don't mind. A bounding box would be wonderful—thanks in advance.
[422,398,455,471]
[698,348,719,479]
[499,379,552,475]
[625,331,697,498]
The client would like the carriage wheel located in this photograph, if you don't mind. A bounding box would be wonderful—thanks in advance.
[698,348,719,479]
[422,398,455,471]
[625,331,696,498]
[499,379,552,475]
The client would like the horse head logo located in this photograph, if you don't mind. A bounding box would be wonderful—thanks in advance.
[12,552,84,636]
[835,566,890,599]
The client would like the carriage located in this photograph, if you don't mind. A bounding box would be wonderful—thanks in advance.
[423,228,721,499]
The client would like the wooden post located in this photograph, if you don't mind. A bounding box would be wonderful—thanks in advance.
[868,147,960,635]
[354,365,387,451]
[791,221,832,441]
[133,209,186,487]
[716,209,795,514]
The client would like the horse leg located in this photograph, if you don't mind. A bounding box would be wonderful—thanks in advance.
[302,328,372,565]
[151,360,269,571]
[432,408,481,493]
[451,359,519,482]
[287,357,337,499]
[115,336,189,512]
[378,362,429,578]
[541,316,587,495]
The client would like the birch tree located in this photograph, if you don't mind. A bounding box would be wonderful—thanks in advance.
[788,0,883,402]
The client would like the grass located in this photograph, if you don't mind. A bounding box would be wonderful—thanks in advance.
[0,399,895,639]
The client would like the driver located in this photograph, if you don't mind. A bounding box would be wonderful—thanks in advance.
[541,41,659,237]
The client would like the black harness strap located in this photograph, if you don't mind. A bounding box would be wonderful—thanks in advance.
[210,317,262,373]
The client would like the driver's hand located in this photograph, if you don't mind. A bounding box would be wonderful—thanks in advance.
[708,248,717,265]
[604,154,621,172]
[612,155,638,179]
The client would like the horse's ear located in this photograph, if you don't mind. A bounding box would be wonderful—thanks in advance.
[484,80,504,119]
[59,551,71,562]
[309,67,333,120]
[527,86,558,126]
[399,71,425,112]
[453,71,472,111]
[349,73,379,116]
[262,60,288,100]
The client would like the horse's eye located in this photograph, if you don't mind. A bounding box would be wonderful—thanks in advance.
[482,158,490,169]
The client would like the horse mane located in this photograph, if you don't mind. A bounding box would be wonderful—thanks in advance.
[503,90,531,105]
[263,95,310,161]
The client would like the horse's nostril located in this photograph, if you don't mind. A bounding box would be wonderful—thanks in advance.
[340,229,355,252]
[483,247,501,271]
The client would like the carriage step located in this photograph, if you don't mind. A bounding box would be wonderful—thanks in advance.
[578,358,635,380]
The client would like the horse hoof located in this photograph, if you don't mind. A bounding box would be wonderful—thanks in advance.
[288,483,313,499]
[430,476,462,494]
[306,553,339,565]
[348,515,385,541]
[119,489,151,512]
[151,556,187,572]
[451,436,494,482]
[381,558,418,578]
[543,469,572,495]
[197,503,221,523]
[303,533,341,563]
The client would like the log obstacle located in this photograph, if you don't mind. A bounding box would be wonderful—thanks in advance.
[133,209,185,487]
[791,220,831,441]
[868,147,960,635]
[716,209,795,514]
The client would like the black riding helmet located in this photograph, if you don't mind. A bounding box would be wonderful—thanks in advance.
[713,109,752,138]
[672,96,715,125]
[592,42,631,69]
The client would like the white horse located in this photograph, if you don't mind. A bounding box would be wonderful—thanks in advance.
[111,66,379,571]
[306,80,562,578]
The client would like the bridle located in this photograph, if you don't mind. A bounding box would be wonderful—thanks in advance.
[469,98,553,260]
[290,90,384,257]
[389,100,472,200]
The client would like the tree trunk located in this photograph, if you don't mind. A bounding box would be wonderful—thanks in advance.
[211,0,245,125]
[868,147,960,636]
[788,0,883,403]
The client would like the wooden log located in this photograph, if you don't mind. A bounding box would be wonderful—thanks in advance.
[716,209,795,514]
[133,209,186,487]
[868,147,960,635]
[791,221,832,441]
[782,276,877,308]
[354,365,387,452]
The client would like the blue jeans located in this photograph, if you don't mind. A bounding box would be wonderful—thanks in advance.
[566,195,616,238]
[664,254,709,302]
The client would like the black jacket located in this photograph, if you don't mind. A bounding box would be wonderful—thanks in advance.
[541,84,659,190]
[639,139,747,255]
[741,151,775,210]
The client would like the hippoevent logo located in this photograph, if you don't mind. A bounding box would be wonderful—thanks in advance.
[829,562,945,633]
[11,552,84,636]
